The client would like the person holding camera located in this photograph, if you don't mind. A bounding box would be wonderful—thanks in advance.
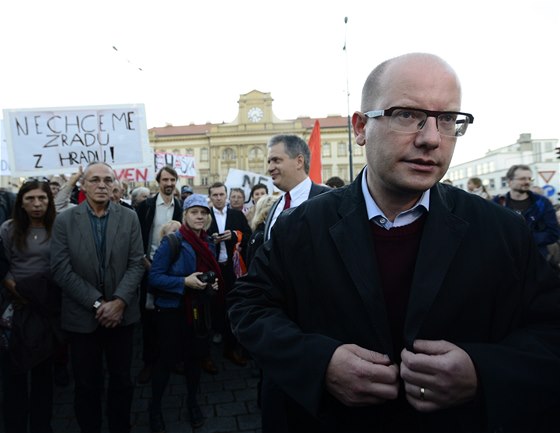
[148,194,222,432]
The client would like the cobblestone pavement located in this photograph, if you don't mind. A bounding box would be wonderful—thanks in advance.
[0,324,262,433]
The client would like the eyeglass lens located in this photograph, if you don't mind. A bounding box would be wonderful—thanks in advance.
[389,109,470,137]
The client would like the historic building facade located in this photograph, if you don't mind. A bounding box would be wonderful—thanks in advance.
[446,133,560,202]
[149,90,366,191]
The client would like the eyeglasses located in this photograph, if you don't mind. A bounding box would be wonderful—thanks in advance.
[364,106,474,137]
[512,177,534,182]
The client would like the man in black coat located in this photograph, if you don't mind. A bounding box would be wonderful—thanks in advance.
[263,134,331,241]
[207,182,252,368]
[228,53,560,432]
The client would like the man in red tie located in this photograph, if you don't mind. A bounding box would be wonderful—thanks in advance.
[264,135,330,240]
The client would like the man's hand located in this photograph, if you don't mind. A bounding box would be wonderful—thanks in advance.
[212,230,232,243]
[95,298,125,328]
[143,256,152,271]
[325,344,399,406]
[400,339,478,412]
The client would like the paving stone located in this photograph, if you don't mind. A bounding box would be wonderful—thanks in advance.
[216,401,248,417]
[0,323,262,433]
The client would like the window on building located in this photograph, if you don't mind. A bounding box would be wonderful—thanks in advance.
[322,143,331,158]
[222,148,236,161]
[488,179,495,189]
[172,148,180,154]
[185,147,193,155]
[337,142,347,157]
[323,165,332,180]
[200,171,209,186]
[248,146,264,161]
[501,177,508,188]
[200,148,209,162]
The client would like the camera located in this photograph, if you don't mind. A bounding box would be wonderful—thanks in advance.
[197,271,216,285]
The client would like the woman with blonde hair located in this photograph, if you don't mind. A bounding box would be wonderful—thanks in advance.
[246,195,279,266]
[148,194,222,431]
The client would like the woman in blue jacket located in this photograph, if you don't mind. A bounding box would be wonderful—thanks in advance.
[148,194,222,432]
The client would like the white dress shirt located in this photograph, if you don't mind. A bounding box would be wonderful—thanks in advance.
[361,167,429,229]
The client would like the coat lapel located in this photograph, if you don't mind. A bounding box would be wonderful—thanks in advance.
[329,180,394,356]
[404,186,470,348]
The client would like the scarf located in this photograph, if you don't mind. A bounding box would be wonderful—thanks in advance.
[179,224,224,292]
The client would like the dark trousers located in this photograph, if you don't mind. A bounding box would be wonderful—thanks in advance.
[68,324,135,433]
[1,353,53,433]
[151,307,206,412]
[139,272,158,366]
[215,261,237,353]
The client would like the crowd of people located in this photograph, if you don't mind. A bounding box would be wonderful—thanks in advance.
[0,130,334,432]
[1,51,560,433]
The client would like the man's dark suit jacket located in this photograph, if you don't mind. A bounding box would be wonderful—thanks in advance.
[135,193,183,256]
[229,171,560,433]
[263,181,331,241]
[208,207,252,264]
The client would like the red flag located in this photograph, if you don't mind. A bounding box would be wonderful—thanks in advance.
[308,120,322,183]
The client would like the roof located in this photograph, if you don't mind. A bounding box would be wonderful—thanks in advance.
[149,116,348,138]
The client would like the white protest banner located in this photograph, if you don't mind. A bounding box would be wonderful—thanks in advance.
[154,152,196,178]
[0,121,11,176]
[2,104,151,176]
[224,168,279,203]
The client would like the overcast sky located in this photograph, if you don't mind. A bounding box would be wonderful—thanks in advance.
[1,0,558,166]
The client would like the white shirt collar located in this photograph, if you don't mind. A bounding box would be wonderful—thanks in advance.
[287,177,312,208]
[156,193,175,207]
[360,167,430,230]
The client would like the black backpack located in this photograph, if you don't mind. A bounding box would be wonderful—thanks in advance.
[166,233,181,265]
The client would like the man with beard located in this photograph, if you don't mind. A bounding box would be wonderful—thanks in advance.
[135,166,183,384]
[493,164,559,257]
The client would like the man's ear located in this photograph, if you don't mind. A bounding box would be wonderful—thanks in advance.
[352,112,367,146]
[296,153,305,170]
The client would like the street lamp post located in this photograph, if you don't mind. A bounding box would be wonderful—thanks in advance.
[343,17,354,181]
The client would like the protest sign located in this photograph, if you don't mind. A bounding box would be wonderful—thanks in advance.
[114,167,155,182]
[2,104,151,176]
[224,168,278,203]
[154,152,196,178]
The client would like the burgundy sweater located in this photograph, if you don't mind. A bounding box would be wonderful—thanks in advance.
[369,214,427,356]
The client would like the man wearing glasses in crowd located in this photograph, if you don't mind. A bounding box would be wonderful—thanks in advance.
[493,164,560,258]
[229,53,560,432]
[51,162,144,433]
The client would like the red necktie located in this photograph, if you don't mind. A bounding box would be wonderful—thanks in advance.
[282,192,291,210]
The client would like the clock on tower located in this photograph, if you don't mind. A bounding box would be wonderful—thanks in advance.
[247,107,264,123]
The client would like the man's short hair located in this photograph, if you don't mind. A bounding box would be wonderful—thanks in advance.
[156,166,178,183]
[267,135,311,174]
[250,183,269,199]
[83,161,114,180]
[230,187,245,199]
[208,182,227,196]
[506,164,531,181]
[325,176,345,188]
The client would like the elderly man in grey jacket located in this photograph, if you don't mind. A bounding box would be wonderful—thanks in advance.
[51,161,144,433]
